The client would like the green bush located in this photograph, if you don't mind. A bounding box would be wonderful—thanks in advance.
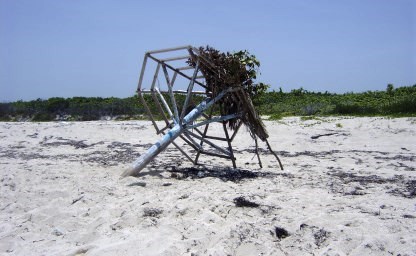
[0,85,415,121]
[384,96,416,115]
[32,112,54,121]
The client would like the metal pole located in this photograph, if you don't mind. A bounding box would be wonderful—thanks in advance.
[222,121,237,168]
[136,55,148,92]
[180,59,199,121]
[146,45,191,54]
[161,64,180,124]
[122,88,232,177]
[187,113,241,129]
[147,54,207,89]
[155,87,174,120]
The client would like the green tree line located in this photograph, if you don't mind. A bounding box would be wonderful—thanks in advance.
[0,84,415,121]
[256,84,416,119]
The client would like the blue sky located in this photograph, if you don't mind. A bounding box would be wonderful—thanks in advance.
[1,0,415,101]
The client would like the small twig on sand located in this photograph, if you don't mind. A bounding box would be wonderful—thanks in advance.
[311,133,338,140]
[71,195,85,205]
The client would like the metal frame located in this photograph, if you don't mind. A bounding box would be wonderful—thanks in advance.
[123,46,261,176]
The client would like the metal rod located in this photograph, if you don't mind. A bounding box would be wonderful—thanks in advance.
[178,134,200,151]
[136,55,148,92]
[122,88,232,177]
[180,59,199,121]
[182,132,203,151]
[162,64,180,123]
[147,54,207,89]
[146,45,191,54]
[150,63,161,90]
[194,107,213,165]
[194,128,228,141]
[222,121,236,168]
[149,63,170,125]
[157,122,174,134]
[185,130,231,157]
[177,66,194,71]
[171,70,179,88]
[201,113,210,119]
[151,90,169,126]
[154,87,174,121]
[187,113,241,129]
[141,89,207,95]
[171,140,195,164]
[199,150,234,160]
[158,132,195,164]
[137,92,160,133]
[160,55,191,62]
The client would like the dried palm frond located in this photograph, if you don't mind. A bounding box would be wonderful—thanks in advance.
[188,46,269,141]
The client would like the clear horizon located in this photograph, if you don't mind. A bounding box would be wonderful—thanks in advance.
[1,0,415,102]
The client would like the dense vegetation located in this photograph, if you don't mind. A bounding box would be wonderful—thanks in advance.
[256,84,416,119]
[0,84,415,122]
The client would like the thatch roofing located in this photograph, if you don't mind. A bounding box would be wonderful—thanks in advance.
[188,46,269,141]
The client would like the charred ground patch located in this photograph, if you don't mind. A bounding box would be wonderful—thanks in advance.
[168,166,291,182]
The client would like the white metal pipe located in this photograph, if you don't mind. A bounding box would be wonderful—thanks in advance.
[121,88,232,177]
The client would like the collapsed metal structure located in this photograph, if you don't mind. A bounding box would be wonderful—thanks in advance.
[122,46,281,177]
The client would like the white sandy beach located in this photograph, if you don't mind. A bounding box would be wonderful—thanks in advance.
[0,117,415,255]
